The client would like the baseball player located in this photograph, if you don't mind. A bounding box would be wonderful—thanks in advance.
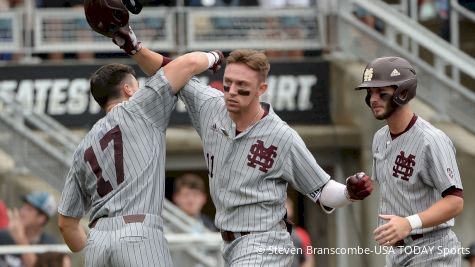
[115,42,373,265]
[355,57,464,266]
[57,3,224,266]
[177,49,373,266]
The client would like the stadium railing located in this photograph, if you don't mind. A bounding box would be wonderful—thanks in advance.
[0,233,224,267]
[0,6,324,57]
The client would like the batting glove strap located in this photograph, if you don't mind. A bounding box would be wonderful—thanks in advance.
[112,26,142,55]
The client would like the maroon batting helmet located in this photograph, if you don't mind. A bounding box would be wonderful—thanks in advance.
[84,0,129,38]
[355,57,417,106]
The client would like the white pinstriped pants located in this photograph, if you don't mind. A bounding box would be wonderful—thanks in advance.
[386,228,461,267]
[222,228,294,267]
[85,214,173,267]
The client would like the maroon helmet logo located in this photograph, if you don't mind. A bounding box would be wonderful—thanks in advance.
[392,151,416,181]
[247,140,277,173]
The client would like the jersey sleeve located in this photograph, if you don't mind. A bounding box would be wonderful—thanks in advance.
[58,152,91,218]
[125,69,177,131]
[422,133,463,193]
[178,77,223,137]
[283,130,330,196]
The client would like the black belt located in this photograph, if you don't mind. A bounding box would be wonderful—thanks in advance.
[394,233,424,246]
[220,220,290,242]
[89,214,146,228]
[221,231,251,242]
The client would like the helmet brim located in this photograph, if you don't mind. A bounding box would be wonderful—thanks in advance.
[355,80,398,90]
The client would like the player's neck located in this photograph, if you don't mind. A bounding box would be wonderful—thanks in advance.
[104,99,125,113]
[387,105,414,134]
[231,105,264,132]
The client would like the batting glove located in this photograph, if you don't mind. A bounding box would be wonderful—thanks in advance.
[112,25,142,56]
[345,172,373,200]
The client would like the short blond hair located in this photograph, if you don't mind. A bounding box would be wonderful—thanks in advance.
[226,49,270,82]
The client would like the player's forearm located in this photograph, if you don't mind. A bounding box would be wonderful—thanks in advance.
[418,195,463,229]
[61,225,86,252]
[131,47,164,76]
[163,51,215,94]
[58,215,87,252]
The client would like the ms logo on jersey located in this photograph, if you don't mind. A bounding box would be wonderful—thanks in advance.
[392,151,416,181]
[247,140,277,173]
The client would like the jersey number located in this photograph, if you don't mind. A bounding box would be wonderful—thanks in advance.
[84,125,124,197]
[206,152,214,178]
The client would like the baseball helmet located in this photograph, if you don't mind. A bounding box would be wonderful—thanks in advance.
[84,0,129,38]
[355,57,417,106]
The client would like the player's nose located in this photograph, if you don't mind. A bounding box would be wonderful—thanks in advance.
[227,84,239,96]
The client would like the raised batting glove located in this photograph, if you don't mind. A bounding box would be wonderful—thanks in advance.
[209,50,225,73]
[345,172,373,200]
[112,25,142,56]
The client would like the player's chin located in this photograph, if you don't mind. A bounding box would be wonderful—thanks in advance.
[225,102,240,112]
[373,110,386,120]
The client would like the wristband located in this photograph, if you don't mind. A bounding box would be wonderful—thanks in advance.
[206,52,219,68]
[405,214,422,230]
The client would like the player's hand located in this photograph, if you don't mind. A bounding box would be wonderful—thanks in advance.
[8,208,28,244]
[374,214,412,246]
[345,172,372,200]
[112,25,142,56]
[208,50,225,73]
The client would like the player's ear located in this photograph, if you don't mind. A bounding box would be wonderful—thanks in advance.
[257,82,268,97]
[123,83,134,97]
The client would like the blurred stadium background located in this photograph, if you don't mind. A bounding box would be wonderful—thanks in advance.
[0,0,474,266]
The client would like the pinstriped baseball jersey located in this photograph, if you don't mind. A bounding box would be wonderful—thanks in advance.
[372,115,463,234]
[58,69,176,225]
[179,77,330,232]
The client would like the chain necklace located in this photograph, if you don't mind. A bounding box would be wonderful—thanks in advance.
[247,107,263,129]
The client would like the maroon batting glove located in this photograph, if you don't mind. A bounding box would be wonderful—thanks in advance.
[112,25,142,56]
[208,50,225,73]
[346,172,373,200]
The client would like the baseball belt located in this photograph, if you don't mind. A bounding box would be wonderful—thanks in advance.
[220,220,288,242]
[89,214,146,229]
[394,233,423,246]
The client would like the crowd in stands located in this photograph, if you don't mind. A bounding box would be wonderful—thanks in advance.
[0,192,72,267]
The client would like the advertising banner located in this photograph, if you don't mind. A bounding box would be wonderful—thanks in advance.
[0,60,330,128]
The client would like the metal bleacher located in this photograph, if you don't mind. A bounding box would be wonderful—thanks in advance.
[1,1,475,266]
